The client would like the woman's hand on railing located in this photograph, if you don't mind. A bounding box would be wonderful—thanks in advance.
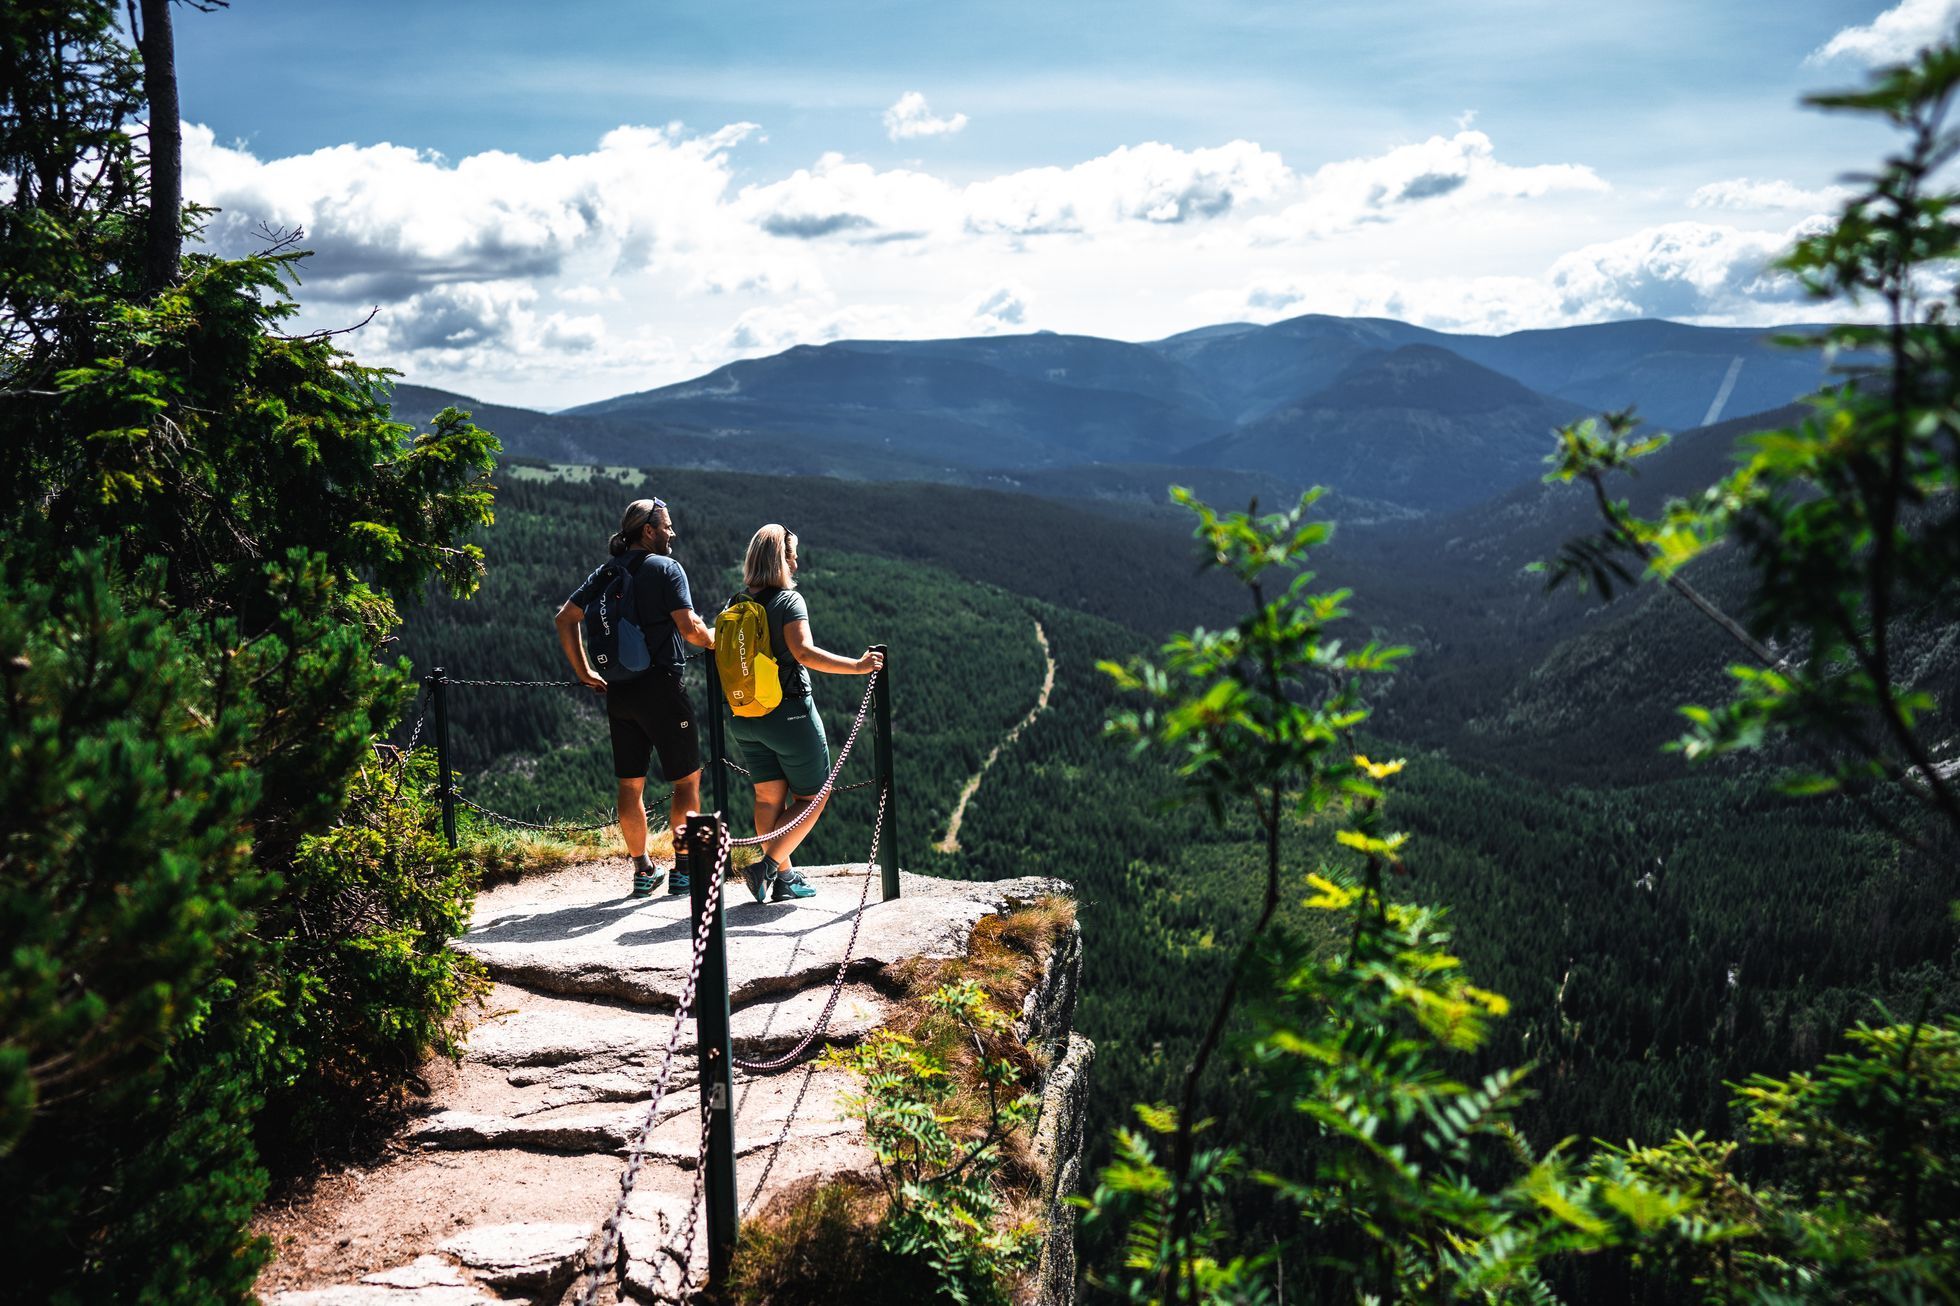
[856,649,885,675]
[578,670,609,693]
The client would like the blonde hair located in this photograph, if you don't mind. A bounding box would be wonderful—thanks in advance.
[743,523,798,590]
[609,497,665,556]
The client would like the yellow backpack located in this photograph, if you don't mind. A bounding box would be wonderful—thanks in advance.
[715,593,783,718]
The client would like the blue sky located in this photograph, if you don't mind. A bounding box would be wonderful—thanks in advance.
[169,1,1947,408]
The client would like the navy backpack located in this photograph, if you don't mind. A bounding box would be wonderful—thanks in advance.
[582,554,652,681]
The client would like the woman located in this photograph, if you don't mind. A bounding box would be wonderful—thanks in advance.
[725,524,883,902]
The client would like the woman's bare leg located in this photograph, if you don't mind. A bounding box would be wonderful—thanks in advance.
[752,779,790,867]
[763,790,829,866]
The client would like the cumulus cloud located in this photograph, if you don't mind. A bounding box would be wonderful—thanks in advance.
[969,283,1031,330]
[1225,219,1820,335]
[183,120,758,301]
[964,139,1290,234]
[1546,221,1814,320]
[884,91,968,141]
[1249,130,1606,242]
[1689,178,1855,212]
[1809,0,1960,66]
[738,152,954,243]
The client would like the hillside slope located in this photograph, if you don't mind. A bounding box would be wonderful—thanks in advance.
[1182,345,1593,510]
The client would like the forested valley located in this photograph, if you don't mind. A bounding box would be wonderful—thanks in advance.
[397,451,1958,1293]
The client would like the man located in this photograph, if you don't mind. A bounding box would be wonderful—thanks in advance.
[554,497,715,897]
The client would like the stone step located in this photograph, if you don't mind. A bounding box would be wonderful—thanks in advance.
[457,863,1065,1007]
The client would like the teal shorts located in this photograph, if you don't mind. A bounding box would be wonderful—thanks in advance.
[726,695,832,795]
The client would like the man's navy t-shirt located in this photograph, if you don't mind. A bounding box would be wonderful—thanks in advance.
[568,551,694,672]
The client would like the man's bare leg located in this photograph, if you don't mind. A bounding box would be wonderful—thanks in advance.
[670,770,702,835]
[617,777,648,857]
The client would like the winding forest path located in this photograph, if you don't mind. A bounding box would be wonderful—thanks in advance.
[936,619,1054,855]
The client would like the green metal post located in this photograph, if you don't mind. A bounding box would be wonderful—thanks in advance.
[431,668,457,849]
[686,811,738,1290]
[870,644,900,900]
[705,654,729,819]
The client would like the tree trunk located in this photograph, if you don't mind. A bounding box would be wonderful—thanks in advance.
[138,0,181,292]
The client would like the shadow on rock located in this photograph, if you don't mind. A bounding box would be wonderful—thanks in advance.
[466,896,653,945]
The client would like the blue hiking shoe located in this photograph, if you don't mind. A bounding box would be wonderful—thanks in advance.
[631,867,660,898]
[742,856,779,904]
[771,867,817,902]
[667,853,691,895]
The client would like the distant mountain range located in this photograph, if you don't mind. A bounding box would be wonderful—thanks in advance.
[392,313,1841,516]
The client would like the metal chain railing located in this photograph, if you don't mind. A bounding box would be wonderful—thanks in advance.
[733,782,888,1073]
[729,671,879,849]
[450,791,636,835]
[571,823,731,1306]
[741,1061,820,1219]
[444,675,580,688]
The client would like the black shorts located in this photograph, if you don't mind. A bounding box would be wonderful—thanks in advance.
[606,668,702,782]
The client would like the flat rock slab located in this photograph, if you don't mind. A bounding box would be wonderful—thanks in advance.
[457,862,1064,1007]
[409,981,890,1153]
[437,1222,589,1297]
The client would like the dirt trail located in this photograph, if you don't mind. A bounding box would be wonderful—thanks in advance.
[936,620,1055,854]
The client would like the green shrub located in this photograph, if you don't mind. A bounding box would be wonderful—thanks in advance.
[825,981,1040,1305]
[0,552,274,1301]
[256,750,488,1160]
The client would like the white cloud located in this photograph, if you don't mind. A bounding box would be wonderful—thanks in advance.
[1546,221,1814,321]
[1249,130,1606,243]
[737,152,957,242]
[964,139,1291,234]
[1221,218,1820,336]
[884,91,968,141]
[183,120,760,301]
[969,283,1032,330]
[1809,0,1960,66]
[1689,177,1854,212]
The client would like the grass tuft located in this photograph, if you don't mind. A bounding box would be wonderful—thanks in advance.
[727,1177,939,1306]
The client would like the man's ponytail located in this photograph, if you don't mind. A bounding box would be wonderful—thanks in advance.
[611,498,662,556]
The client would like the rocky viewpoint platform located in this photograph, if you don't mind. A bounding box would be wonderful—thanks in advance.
[254,857,1091,1305]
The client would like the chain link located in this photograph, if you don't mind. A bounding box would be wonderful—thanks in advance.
[445,675,581,688]
[729,671,880,848]
[572,824,730,1306]
[732,782,888,1073]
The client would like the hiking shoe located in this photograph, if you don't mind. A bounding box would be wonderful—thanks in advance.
[667,868,691,895]
[631,868,660,898]
[771,867,816,902]
[742,857,779,904]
